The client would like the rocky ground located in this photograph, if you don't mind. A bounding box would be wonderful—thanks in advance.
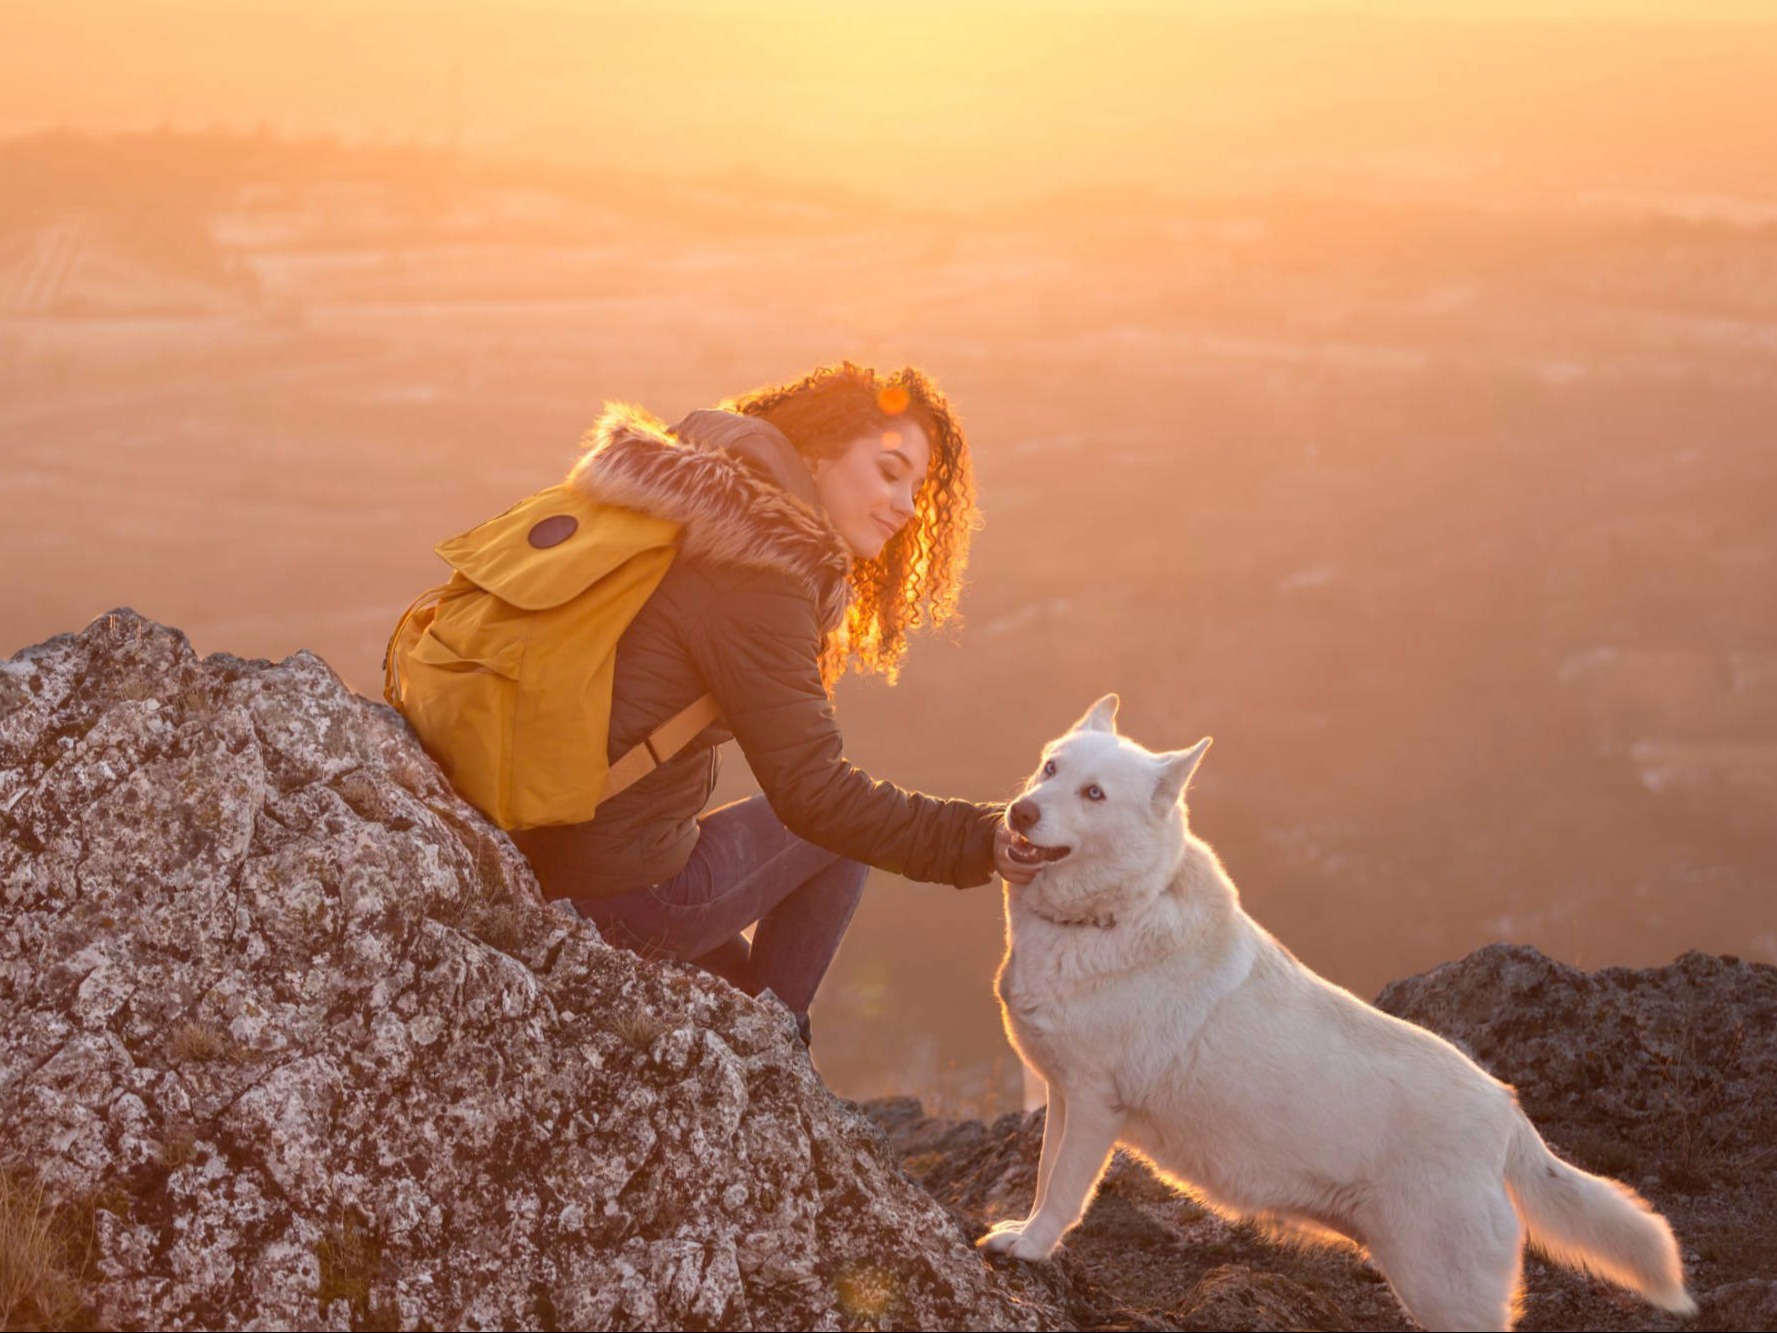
[2,609,1772,1331]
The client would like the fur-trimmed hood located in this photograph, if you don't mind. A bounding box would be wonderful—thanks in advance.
[567,403,852,630]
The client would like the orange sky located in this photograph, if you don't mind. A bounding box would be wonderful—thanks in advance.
[5,3,1777,203]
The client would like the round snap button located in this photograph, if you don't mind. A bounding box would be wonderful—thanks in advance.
[527,514,578,548]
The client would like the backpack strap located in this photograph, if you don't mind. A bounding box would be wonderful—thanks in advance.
[602,693,721,803]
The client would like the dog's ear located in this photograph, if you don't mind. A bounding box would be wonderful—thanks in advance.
[1154,737,1211,807]
[1071,693,1120,734]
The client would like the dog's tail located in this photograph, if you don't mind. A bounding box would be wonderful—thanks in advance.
[1503,1113,1695,1315]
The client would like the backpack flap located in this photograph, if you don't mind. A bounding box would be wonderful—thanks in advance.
[435,483,681,610]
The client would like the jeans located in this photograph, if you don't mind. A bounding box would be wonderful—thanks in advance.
[568,794,869,1037]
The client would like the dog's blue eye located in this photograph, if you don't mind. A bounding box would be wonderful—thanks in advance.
[1084,784,1104,801]
[1042,759,1056,777]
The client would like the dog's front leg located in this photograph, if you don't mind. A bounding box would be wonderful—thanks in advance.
[979,1091,1120,1262]
[1032,1083,1066,1216]
[977,1083,1068,1254]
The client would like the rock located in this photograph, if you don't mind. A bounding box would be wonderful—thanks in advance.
[1173,1265,1348,1332]
[1699,1278,1777,1330]
[0,610,1056,1331]
[1375,942,1777,1194]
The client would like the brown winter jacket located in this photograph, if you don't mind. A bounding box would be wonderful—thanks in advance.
[509,403,1006,900]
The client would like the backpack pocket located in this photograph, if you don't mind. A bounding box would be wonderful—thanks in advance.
[402,611,527,825]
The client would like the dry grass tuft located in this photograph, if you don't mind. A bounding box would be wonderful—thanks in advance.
[315,1214,399,1328]
[465,903,527,955]
[610,1008,671,1053]
[428,889,531,956]
[165,1020,241,1065]
[0,1173,92,1332]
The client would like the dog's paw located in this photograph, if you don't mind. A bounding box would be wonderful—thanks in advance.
[1005,1232,1058,1262]
[976,1221,1027,1256]
[977,1221,1057,1262]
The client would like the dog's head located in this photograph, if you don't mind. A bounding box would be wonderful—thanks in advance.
[1004,693,1210,921]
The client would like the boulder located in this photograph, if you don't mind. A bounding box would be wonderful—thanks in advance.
[0,610,1054,1331]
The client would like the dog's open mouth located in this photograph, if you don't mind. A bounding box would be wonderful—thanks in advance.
[1006,832,1071,866]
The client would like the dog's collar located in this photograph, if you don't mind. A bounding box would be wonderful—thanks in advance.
[1026,905,1118,930]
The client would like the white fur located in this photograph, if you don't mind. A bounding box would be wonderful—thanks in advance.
[983,694,1696,1332]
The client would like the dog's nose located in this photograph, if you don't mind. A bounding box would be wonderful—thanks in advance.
[1010,798,1040,833]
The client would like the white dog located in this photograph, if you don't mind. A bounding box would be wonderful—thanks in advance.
[982,695,1695,1332]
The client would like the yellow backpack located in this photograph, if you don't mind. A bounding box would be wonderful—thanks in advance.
[382,483,718,831]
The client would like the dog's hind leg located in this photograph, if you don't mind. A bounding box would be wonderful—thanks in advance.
[1367,1183,1523,1333]
[980,1091,1121,1262]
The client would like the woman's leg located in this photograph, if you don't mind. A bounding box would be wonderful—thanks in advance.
[574,794,869,1027]
[748,855,870,1018]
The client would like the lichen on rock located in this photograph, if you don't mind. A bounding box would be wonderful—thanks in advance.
[0,610,1052,1331]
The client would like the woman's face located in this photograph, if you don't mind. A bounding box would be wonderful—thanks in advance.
[810,420,932,560]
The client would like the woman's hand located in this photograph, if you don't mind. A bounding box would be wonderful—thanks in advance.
[993,823,1042,886]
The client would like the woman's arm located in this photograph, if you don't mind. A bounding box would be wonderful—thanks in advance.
[680,568,1005,887]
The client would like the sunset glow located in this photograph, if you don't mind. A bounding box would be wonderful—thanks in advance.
[3,0,1773,1119]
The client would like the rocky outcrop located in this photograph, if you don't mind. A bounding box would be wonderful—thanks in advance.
[871,946,1777,1331]
[0,610,1051,1331]
[4,609,1771,1331]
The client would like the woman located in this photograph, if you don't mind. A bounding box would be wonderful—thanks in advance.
[511,361,1037,1046]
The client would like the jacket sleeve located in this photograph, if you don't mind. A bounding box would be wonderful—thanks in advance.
[680,570,1005,888]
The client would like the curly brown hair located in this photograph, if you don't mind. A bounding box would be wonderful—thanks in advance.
[722,361,983,688]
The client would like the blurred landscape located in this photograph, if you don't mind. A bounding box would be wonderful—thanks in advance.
[3,5,1775,1113]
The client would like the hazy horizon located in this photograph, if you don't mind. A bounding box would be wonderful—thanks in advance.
[8,4,1777,209]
